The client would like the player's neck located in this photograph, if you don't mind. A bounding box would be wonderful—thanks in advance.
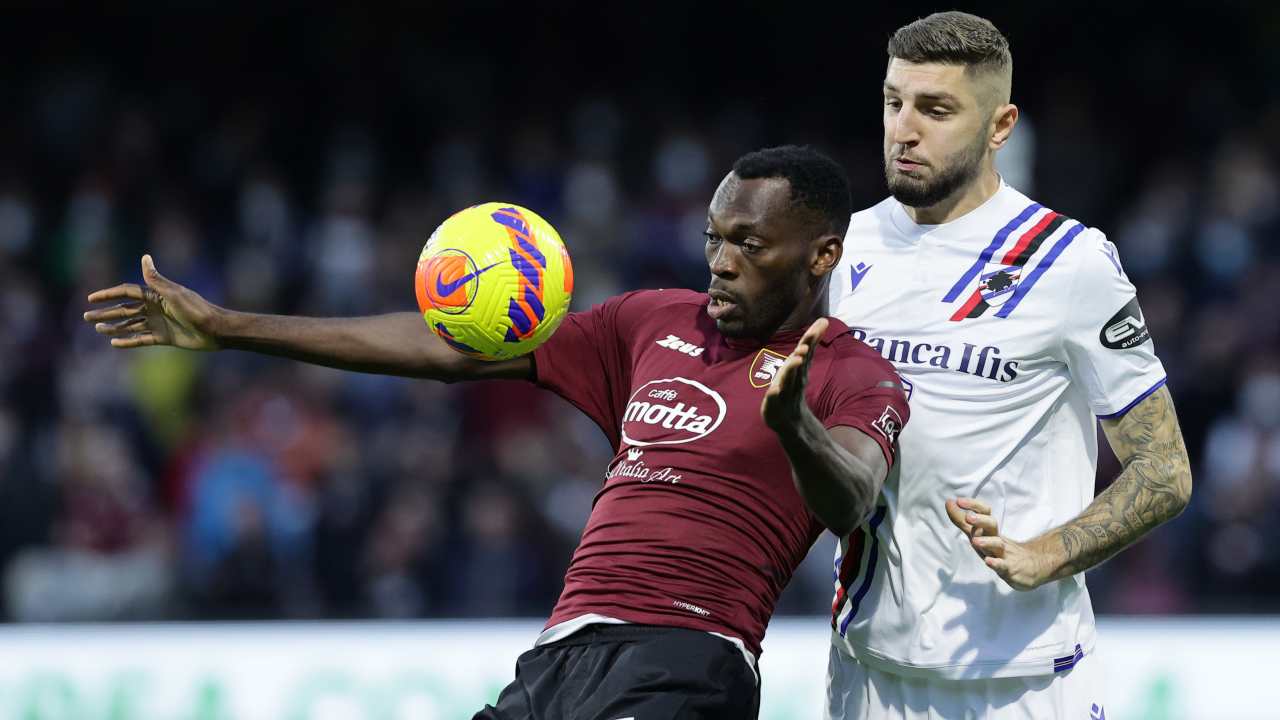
[771,296,827,338]
[903,167,1001,226]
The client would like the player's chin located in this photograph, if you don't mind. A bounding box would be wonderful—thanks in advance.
[887,171,927,191]
[887,176,937,207]
[713,315,749,337]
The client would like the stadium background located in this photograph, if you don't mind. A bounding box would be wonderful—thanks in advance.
[1,1,1278,717]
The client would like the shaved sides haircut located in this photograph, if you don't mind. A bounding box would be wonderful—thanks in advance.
[888,12,1013,107]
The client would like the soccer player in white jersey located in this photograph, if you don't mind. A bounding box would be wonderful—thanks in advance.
[825,11,1193,719]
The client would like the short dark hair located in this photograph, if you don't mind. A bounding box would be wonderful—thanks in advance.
[731,145,851,236]
[888,11,1011,75]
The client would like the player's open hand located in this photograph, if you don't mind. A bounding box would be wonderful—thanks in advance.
[761,317,827,432]
[83,255,220,351]
[945,497,1050,591]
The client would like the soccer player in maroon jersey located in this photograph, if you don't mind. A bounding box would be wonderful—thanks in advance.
[84,146,909,719]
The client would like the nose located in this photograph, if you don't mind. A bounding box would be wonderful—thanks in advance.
[708,241,738,279]
[889,107,920,147]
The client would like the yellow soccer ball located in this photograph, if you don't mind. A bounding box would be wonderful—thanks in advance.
[415,203,574,360]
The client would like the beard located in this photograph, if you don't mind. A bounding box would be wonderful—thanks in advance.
[715,293,794,340]
[885,131,988,209]
[711,270,809,341]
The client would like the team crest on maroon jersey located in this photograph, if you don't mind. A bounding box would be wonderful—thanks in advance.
[621,378,727,446]
[748,348,788,388]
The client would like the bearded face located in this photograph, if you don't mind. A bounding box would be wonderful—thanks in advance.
[885,126,989,209]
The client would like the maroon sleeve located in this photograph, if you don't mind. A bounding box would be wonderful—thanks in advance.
[532,291,646,448]
[814,358,910,467]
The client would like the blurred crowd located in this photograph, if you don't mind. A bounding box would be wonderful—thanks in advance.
[1,4,1278,623]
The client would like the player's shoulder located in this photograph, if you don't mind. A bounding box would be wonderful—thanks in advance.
[593,288,707,334]
[1026,209,1119,295]
[998,188,1119,289]
[1003,186,1107,258]
[845,197,899,238]
[595,288,705,311]
[822,318,901,385]
[609,288,706,313]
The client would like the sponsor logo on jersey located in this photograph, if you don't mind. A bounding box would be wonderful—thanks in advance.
[655,334,705,357]
[621,377,726,446]
[672,599,711,616]
[749,348,788,388]
[849,261,873,292]
[871,405,903,443]
[1099,297,1150,350]
[609,447,683,484]
[849,328,1021,383]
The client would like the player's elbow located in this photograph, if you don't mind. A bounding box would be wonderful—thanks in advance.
[822,489,877,537]
[1171,465,1193,515]
[1150,457,1193,521]
[1161,449,1194,516]
[421,358,472,383]
[822,510,862,539]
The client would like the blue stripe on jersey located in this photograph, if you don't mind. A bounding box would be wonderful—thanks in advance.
[839,505,888,636]
[942,202,1042,303]
[1097,377,1167,420]
[1053,644,1085,672]
[994,222,1086,318]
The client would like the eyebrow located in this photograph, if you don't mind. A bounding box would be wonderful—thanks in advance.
[707,216,762,236]
[883,83,962,104]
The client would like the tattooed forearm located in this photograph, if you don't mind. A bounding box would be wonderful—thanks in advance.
[1047,386,1192,580]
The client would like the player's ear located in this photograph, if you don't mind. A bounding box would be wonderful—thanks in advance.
[812,234,843,277]
[990,103,1018,150]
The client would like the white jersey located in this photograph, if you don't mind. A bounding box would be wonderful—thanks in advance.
[827,181,1166,680]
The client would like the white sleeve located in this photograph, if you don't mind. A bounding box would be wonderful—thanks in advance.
[1059,228,1167,419]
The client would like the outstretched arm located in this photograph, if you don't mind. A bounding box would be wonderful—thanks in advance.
[948,385,1192,590]
[762,318,889,536]
[83,255,531,383]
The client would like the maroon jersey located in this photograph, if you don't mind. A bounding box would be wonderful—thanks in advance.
[532,289,908,655]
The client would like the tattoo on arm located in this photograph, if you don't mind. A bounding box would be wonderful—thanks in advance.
[1053,386,1192,578]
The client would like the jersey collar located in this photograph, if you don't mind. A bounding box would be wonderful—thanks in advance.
[888,177,1012,239]
[720,316,849,352]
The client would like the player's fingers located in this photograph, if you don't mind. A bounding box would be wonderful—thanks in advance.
[780,353,805,378]
[801,317,828,346]
[141,254,173,290]
[87,284,145,304]
[945,500,971,533]
[83,301,145,323]
[798,341,818,372]
[957,498,993,516]
[774,364,801,398]
[972,535,1004,557]
[110,333,159,349]
[966,513,999,536]
[94,317,149,336]
[985,556,1009,575]
[767,359,799,394]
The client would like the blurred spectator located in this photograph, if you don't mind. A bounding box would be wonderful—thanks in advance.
[5,421,171,621]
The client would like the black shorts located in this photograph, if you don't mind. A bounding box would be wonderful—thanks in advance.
[474,624,760,720]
